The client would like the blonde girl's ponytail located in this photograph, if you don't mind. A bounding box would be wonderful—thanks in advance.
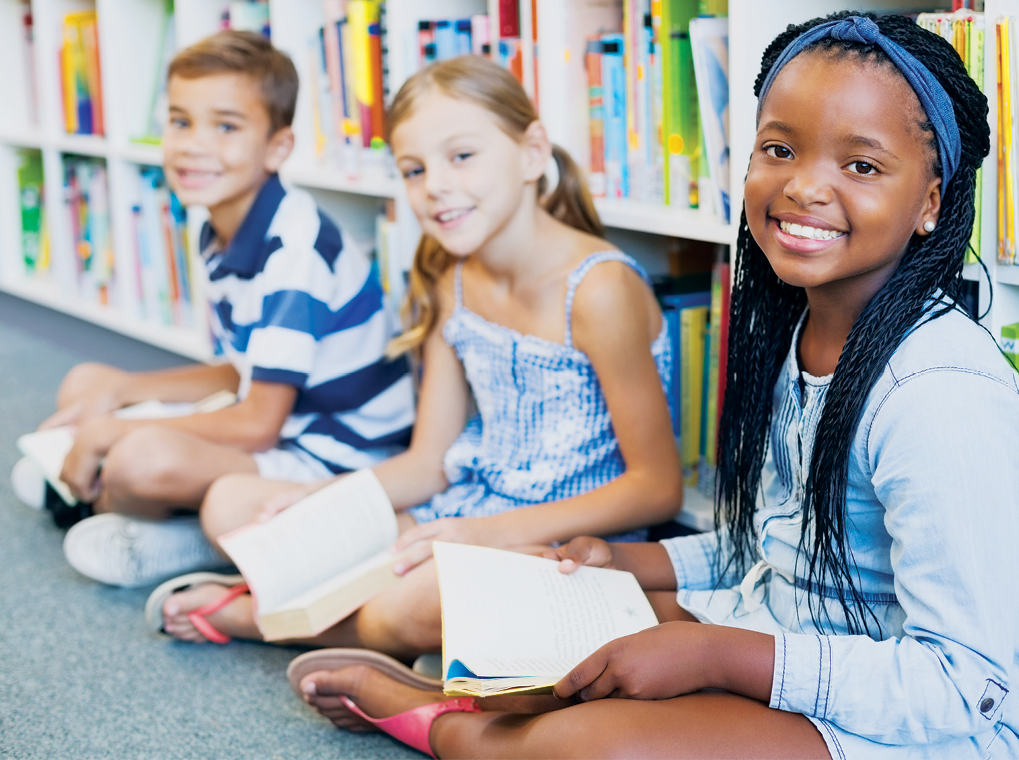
[385,56,605,357]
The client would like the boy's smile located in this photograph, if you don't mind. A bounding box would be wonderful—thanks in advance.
[744,51,941,303]
[163,73,293,244]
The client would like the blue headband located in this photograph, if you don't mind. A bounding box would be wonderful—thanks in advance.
[757,16,961,189]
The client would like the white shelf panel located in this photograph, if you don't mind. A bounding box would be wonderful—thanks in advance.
[281,163,401,198]
[997,265,1019,286]
[117,142,163,166]
[52,133,109,157]
[0,278,213,362]
[675,485,714,533]
[0,130,46,150]
[595,198,735,244]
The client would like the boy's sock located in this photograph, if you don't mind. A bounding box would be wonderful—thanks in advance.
[63,514,231,588]
[11,457,45,510]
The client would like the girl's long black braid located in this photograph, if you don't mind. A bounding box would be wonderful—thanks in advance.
[713,11,990,635]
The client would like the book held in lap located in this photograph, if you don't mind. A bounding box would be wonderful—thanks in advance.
[217,469,410,641]
[433,542,660,697]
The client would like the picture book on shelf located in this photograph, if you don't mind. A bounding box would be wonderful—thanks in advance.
[217,470,413,641]
[690,16,730,224]
[17,149,46,274]
[60,11,104,136]
[62,156,113,306]
[434,542,659,697]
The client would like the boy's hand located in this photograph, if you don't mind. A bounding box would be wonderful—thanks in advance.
[256,479,332,522]
[553,622,708,702]
[60,418,124,502]
[390,516,507,574]
[542,536,616,574]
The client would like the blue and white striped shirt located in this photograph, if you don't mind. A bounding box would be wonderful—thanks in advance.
[201,174,414,473]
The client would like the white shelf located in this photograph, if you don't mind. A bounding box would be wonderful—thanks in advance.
[0,278,213,361]
[997,265,1019,287]
[595,198,735,244]
[676,485,715,533]
[117,142,163,166]
[281,162,401,198]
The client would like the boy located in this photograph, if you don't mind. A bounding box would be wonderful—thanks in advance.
[11,32,414,587]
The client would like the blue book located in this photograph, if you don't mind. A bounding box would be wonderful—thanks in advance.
[600,34,628,198]
[662,306,680,435]
[455,19,472,56]
[434,20,456,60]
[661,291,711,443]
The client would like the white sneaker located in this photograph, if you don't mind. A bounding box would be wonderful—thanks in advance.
[63,514,230,588]
[11,457,46,510]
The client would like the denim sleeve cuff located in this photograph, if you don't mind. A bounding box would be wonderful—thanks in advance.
[770,632,833,719]
[660,531,719,590]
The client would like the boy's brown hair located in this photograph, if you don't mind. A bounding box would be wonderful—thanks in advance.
[168,30,298,134]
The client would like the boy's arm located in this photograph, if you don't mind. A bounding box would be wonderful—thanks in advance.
[392,262,684,568]
[60,380,295,502]
[41,362,241,430]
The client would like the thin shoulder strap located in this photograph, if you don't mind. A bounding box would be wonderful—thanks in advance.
[563,251,650,349]
[454,261,465,309]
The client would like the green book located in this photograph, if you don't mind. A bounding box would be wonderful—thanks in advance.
[16,150,44,273]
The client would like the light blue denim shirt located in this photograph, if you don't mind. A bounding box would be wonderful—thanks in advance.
[661,305,1019,758]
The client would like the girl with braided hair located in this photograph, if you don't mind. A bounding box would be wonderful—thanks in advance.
[289,12,1019,759]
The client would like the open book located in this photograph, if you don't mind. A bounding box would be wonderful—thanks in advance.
[16,389,236,505]
[433,542,659,697]
[217,469,410,641]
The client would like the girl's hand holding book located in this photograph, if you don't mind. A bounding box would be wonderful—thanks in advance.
[543,536,616,574]
[553,621,711,702]
[390,515,506,575]
[60,416,122,502]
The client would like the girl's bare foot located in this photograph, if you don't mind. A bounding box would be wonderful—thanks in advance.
[299,664,449,731]
[162,583,261,642]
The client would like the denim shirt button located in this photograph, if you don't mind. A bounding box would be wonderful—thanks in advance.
[980,697,995,713]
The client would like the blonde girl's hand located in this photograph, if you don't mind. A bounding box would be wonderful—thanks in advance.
[542,536,616,574]
[390,516,505,574]
[59,417,122,502]
[553,622,708,702]
[256,478,334,522]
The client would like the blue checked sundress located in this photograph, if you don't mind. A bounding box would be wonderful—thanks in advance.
[408,251,673,542]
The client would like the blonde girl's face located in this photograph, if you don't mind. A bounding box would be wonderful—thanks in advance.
[391,93,540,257]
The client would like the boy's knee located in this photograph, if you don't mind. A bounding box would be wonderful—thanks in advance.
[200,473,263,542]
[102,427,186,502]
[58,362,116,403]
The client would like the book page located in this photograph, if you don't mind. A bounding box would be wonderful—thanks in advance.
[434,543,658,680]
[218,470,397,614]
[16,427,76,504]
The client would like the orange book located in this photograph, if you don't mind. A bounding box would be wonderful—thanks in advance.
[368,22,385,140]
[160,200,181,324]
[80,17,104,135]
[60,25,79,132]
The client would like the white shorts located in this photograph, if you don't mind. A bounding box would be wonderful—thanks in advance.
[251,446,334,483]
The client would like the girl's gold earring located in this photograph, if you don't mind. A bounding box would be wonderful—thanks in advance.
[923,221,936,233]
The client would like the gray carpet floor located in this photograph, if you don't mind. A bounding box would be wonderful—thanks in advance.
[0,293,419,759]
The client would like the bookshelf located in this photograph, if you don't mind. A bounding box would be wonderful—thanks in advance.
[0,0,1015,529]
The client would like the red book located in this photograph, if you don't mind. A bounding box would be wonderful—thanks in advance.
[499,0,519,38]
[585,38,605,196]
[368,22,386,140]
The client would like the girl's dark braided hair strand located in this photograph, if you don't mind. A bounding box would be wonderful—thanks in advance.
[714,11,990,635]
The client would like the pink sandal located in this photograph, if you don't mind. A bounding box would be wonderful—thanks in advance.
[340,694,482,758]
[145,572,248,644]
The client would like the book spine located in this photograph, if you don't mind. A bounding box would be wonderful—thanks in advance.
[471,15,489,56]
[81,16,104,136]
[16,150,44,273]
[322,0,346,145]
[348,0,375,148]
[418,21,434,68]
[368,21,386,140]
[499,0,520,38]
[601,35,628,199]
[455,19,473,56]
[585,39,606,197]
[60,23,79,133]
[433,20,455,60]
[679,305,707,483]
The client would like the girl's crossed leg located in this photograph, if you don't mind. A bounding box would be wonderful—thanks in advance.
[298,661,830,760]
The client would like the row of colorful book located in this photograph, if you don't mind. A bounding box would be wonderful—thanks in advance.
[916,11,984,265]
[129,168,196,328]
[657,258,729,491]
[307,0,388,173]
[64,155,114,306]
[417,16,490,67]
[585,1,730,223]
[995,14,1019,267]
[60,11,105,136]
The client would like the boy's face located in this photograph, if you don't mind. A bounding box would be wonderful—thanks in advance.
[163,72,293,220]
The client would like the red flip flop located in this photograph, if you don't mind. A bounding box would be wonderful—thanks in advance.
[145,572,247,643]
[340,695,482,758]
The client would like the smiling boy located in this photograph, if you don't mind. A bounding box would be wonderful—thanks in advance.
[19,32,415,587]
